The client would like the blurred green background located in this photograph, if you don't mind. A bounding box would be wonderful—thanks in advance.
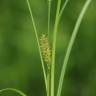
[0,0,96,96]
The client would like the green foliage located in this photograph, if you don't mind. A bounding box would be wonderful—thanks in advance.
[0,88,26,96]
[0,0,95,96]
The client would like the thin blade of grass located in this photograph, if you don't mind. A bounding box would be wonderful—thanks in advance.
[26,0,47,91]
[59,0,69,21]
[0,88,27,96]
[57,0,92,96]
[47,0,52,96]
[47,70,51,96]
[51,0,62,96]
[48,0,52,39]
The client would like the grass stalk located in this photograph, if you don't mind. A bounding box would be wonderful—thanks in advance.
[57,0,92,96]
[59,0,69,21]
[47,73,50,96]
[0,88,27,96]
[26,0,47,92]
[51,0,62,96]
[47,0,51,95]
[48,0,52,38]
[47,68,51,96]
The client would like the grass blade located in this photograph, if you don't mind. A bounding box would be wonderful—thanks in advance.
[51,0,62,96]
[26,0,47,92]
[59,0,69,21]
[57,0,92,96]
[48,0,52,38]
[0,88,27,96]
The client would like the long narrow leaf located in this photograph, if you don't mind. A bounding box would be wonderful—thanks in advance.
[57,0,92,96]
[59,0,69,21]
[0,88,27,96]
[48,0,52,38]
[51,0,62,96]
[26,0,47,91]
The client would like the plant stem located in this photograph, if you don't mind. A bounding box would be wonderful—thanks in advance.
[0,88,27,96]
[26,0,47,92]
[51,0,62,96]
[47,0,51,95]
[47,68,51,96]
[59,0,69,21]
[48,0,51,39]
[57,0,92,96]
[47,73,50,96]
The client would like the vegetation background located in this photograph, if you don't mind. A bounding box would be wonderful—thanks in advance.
[0,0,96,96]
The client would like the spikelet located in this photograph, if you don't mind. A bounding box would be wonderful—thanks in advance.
[40,34,51,70]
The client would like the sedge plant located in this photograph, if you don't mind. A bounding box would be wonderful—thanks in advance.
[0,0,92,96]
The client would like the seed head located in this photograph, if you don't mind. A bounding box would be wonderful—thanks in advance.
[40,34,51,70]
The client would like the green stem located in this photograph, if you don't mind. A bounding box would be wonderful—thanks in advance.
[26,0,47,92]
[57,0,92,96]
[0,88,27,96]
[47,69,51,96]
[59,0,69,21]
[47,74,49,96]
[48,0,51,39]
[51,0,62,96]
[47,1,51,95]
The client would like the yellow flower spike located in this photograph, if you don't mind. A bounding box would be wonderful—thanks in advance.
[40,34,51,70]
